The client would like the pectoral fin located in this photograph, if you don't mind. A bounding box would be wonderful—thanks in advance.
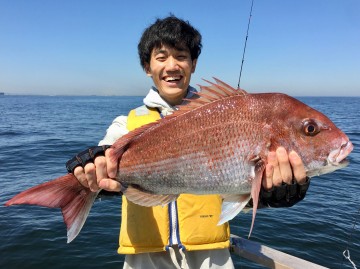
[218,194,251,225]
[218,158,265,237]
[123,185,178,207]
[248,159,266,237]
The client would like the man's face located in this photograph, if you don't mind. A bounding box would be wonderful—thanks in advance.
[145,44,197,106]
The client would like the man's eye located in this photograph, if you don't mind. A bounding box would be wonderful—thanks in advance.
[156,57,166,61]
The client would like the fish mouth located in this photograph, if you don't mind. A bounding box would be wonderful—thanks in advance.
[328,140,353,165]
[306,140,352,178]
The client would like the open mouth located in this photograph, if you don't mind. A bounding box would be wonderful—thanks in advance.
[163,76,182,83]
[328,140,353,165]
[306,140,353,178]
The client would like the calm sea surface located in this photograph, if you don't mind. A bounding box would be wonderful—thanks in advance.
[0,95,359,269]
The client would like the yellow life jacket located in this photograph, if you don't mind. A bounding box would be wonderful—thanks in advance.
[118,105,230,254]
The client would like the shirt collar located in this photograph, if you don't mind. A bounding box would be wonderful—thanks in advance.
[143,86,197,111]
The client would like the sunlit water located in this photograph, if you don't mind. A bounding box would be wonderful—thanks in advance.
[0,95,359,268]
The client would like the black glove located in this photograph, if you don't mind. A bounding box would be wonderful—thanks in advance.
[98,180,310,203]
[65,145,111,173]
[257,177,311,208]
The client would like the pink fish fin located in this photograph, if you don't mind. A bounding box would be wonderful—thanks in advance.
[202,77,247,97]
[183,96,211,105]
[202,78,237,96]
[249,159,266,238]
[5,174,98,243]
[123,185,178,207]
[110,121,159,162]
[199,84,228,98]
[212,77,248,95]
[177,90,221,112]
[218,194,252,225]
[173,78,248,116]
[193,91,220,102]
[175,85,234,112]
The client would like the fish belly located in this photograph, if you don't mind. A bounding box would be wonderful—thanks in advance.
[119,137,257,195]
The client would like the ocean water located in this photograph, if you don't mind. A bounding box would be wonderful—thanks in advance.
[0,95,359,269]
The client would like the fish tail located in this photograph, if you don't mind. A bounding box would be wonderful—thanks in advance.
[5,174,97,243]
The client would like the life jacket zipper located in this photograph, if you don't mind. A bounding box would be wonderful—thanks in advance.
[170,201,178,245]
[158,108,184,251]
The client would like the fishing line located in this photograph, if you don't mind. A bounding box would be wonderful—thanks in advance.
[237,0,255,89]
[342,207,360,269]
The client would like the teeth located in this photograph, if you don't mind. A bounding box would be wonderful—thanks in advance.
[165,77,181,82]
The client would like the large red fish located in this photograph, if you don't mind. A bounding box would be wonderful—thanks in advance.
[6,79,353,243]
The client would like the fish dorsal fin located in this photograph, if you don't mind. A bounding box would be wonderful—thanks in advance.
[212,77,248,96]
[176,78,247,113]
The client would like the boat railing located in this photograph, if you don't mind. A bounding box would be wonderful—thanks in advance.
[230,234,329,269]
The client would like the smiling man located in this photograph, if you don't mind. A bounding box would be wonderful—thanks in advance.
[145,45,196,106]
[69,15,308,269]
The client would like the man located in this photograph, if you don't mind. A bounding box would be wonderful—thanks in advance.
[68,16,308,269]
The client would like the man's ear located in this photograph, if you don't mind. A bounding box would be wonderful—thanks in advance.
[191,59,198,73]
[144,63,152,77]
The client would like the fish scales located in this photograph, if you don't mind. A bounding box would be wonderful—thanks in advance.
[118,95,272,195]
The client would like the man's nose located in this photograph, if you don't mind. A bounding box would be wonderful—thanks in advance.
[165,57,180,71]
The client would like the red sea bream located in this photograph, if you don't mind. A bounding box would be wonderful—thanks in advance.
[6,78,353,243]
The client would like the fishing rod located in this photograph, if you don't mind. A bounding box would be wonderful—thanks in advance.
[237,0,255,89]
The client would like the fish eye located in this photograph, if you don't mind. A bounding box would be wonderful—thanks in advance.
[303,119,320,136]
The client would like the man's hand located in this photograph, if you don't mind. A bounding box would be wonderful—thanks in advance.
[69,147,122,193]
[263,147,307,189]
[261,147,310,208]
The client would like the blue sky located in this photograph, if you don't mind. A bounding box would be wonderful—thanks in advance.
[0,0,359,96]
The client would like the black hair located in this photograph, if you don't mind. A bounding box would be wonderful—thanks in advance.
[138,15,202,69]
